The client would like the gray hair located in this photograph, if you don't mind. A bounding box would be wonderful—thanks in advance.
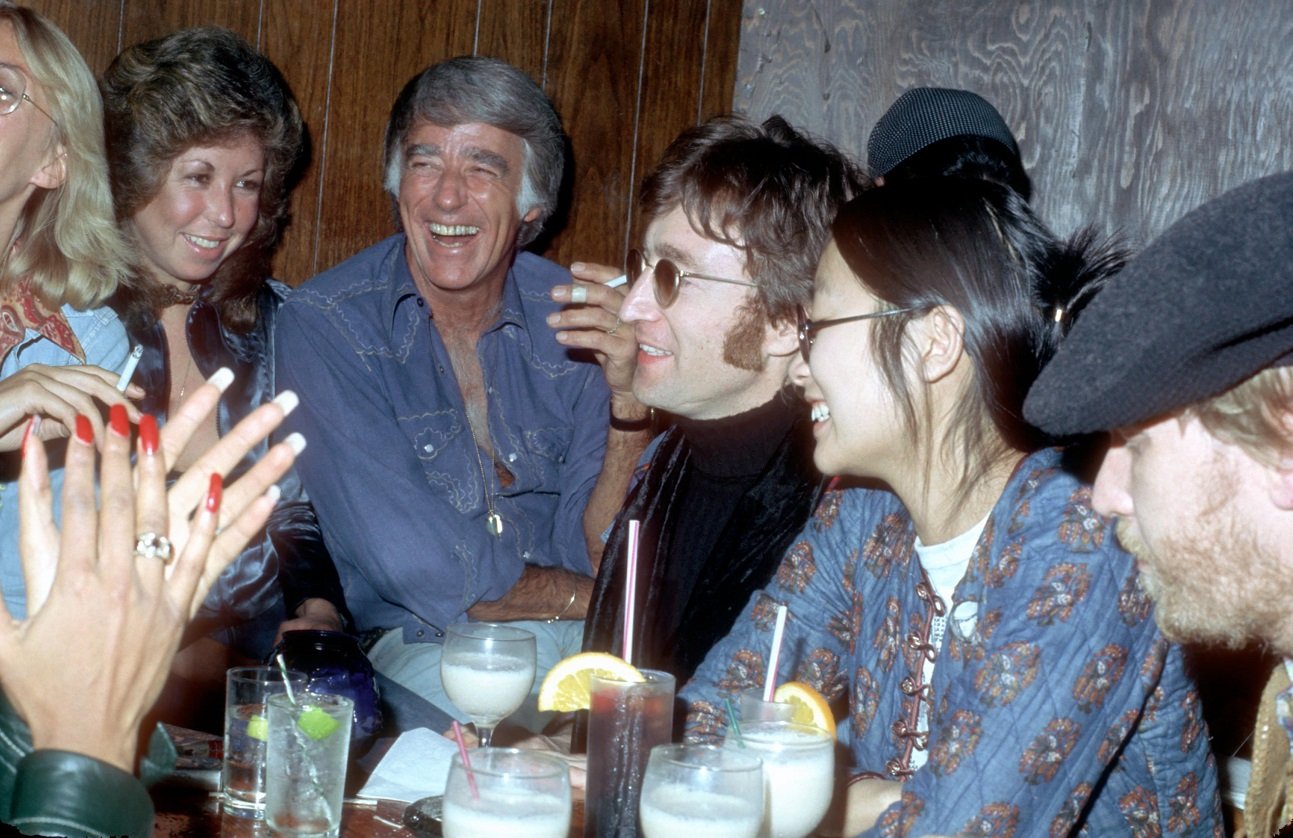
[382,56,564,248]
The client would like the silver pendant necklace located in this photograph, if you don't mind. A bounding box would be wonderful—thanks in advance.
[466,420,503,537]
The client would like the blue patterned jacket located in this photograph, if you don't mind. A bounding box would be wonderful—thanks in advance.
[682,448,1222,836]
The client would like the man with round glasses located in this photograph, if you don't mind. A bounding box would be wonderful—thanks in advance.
[549,115,861,682]
[277,57,635,731]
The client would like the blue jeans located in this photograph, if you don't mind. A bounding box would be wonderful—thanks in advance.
[368,619,584,734]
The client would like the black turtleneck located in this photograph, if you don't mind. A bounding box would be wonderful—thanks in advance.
[644,394,801,652]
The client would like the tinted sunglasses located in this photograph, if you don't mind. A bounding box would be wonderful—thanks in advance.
[628,249,758,308]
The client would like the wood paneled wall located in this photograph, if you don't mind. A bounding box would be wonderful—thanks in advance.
[27,0,741,284]
[734,0,1293,247]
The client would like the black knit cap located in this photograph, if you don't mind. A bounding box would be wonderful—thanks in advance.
[1024,170,1293,435]
[867,87,1020,178]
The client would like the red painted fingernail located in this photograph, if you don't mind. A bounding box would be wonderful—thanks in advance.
[139,414,159,456]
[206,473,223,513]
[19,417,37,457]
[109,404,129,438]
[74,415,93,445]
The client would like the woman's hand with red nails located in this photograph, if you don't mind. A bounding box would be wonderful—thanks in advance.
[0,368,302,773]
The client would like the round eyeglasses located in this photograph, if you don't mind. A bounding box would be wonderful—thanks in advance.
[796,304,914,363]
[627,248,758,308]
[0,63,55,123]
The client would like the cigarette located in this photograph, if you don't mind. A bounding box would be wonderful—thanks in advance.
[116,345,143,392]
[606,274,627,288]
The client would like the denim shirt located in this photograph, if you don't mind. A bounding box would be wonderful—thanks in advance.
[0,304,131,617]
[276,236,608,639]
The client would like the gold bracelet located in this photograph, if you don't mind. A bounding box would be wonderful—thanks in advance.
[547,581,578,623]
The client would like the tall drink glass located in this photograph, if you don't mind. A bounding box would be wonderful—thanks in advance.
[731,721,834,838]
[265,692,353,837]
[584,669,675,837]
[442,748,571,837]
[221,665,308,818]
[639,743,764,837]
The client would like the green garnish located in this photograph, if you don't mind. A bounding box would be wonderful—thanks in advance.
[246,714,269,742]
[296,705,342,740]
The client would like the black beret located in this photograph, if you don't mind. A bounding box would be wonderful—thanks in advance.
[867,87,1020,179]
[1024,170,1293,435]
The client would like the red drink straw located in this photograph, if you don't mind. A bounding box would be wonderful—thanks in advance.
[762,604,789,701]
[622,519,641,666]
[451,721,479,800]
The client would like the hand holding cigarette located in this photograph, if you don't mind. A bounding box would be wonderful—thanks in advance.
[0,361,144,452]
[546,261,640,400]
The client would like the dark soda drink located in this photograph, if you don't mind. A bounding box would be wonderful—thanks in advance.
[584,670,675,837]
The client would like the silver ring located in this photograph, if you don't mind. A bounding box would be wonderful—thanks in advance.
[134,532,174,563]
[569,284,588,304]
[606,318,622,336]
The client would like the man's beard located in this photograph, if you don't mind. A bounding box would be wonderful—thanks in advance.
[1115,481,1283,650]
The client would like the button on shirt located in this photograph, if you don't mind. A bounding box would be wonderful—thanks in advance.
[276,236,609,639]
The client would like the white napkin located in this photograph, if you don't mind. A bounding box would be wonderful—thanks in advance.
[356,727,458,803]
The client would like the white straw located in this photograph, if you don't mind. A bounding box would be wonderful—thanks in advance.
[622,519,641,665]
[275,653,299,705]
[762,604,789,701]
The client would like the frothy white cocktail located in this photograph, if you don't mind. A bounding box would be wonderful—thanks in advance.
[732,722,834,838]
[639,782,762,837]
[441,653,536,722]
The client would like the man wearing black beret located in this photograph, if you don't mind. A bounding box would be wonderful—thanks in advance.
[1024,170,1293,834]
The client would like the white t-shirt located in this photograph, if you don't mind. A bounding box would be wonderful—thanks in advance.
[908,514,989,770]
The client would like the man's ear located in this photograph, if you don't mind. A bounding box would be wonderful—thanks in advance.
[915,305,965,383]
[32,145,67,191]
[521,205,541,224]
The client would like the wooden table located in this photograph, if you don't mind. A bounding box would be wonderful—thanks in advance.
[151,785,587,836]
[152,788,414,836]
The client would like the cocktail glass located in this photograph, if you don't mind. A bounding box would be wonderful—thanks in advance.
[265,692,353,837]
[584,668,675,837]
[441,747,571,837]
[639,743,763,838]
[729,721,834,838]
[221,665,308,818]
[441,622,537,748]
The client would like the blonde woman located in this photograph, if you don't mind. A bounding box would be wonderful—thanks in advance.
[0,3,137,617]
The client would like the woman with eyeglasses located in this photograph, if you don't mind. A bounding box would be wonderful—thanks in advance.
[0,5,138,617]
[101,27,346,721]
[680,179,1224,835]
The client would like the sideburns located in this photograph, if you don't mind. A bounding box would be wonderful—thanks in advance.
[721,301,767,372]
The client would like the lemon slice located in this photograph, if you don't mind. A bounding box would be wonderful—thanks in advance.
[773,681,836,737]
[537,652,644,712]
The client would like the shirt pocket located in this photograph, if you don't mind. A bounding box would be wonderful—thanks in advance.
[517,424,574,489]
[405,410,477,513]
